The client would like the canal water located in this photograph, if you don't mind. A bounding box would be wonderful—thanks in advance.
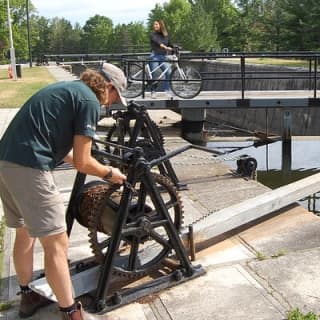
[207,138,320,215]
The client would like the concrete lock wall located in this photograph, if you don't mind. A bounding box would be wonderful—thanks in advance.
[191,60,320,136]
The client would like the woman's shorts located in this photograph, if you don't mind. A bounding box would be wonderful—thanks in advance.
[0,161,66,238]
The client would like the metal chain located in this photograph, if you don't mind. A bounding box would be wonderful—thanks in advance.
[169,152,243,167]
[188,208,221,226]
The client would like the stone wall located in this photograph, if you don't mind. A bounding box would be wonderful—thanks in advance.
[189,60,320,136]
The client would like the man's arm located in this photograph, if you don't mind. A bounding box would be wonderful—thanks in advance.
[71,134,126,184]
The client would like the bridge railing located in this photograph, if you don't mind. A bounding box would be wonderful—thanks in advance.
[45,51,320,99]
[183,52,320,99]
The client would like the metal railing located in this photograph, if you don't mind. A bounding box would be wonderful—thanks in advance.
[185,52,320,99]
[46,51,320,99]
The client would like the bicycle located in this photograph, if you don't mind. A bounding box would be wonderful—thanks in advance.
[122,47,202,99]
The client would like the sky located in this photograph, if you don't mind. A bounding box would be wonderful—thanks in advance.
[31,0,169,26]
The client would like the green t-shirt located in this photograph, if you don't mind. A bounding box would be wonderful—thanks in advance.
[0,81,101,170]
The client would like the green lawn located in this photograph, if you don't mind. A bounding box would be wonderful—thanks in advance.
[0,66,55,108]
[218,57,310,68]
[246,57,310,68]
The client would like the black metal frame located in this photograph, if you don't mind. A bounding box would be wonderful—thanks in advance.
[65,139,227,313]
[107,101,187,190]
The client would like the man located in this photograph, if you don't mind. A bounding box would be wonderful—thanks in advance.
[0,63,127,320]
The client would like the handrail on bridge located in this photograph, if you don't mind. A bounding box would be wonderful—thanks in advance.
[46,51,320,99]
[188,52,320,99]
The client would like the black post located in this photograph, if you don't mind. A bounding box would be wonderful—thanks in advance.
[240,56,245,99]
[282,110,292,172]
[314,56,318,98]
[26,0,32,67]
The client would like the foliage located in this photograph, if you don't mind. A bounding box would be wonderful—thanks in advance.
[0,301,14,312]
[110,22,149,53]
[49,18,75,54]
[287,308,319,320]
[1,0,320,64]
[82,15,113,53]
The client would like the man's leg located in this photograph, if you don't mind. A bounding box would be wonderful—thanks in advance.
[13,226,35,286]
[40,232,120,319]
[13,226,53,318]
[39,231,74,308]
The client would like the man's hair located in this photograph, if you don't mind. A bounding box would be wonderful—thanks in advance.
[80,69,108,104]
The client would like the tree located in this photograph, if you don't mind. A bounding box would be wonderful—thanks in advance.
[81,15,113,53]
[48,18,75,54]
[187,0,239,51]
[31,16,50,61]
[279,0,320,51]
[234,0,267,51]
[183,3,217,52]
[110,22,148,53]
[3,0,36,62]
[257,0,284,51]
[0,0,8,61]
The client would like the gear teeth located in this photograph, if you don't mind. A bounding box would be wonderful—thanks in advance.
[77,173,183,279]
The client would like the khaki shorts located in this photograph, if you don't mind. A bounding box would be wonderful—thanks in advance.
[0,161,66,238]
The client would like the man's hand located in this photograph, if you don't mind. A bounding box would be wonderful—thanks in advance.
[107,166,127,185]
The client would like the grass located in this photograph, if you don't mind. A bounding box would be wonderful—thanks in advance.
[246,58,309,68]
[271,248,288,258]
[288,308,319,320]
[256,251,267,260]
[218,57,310,68]
[0,301,14,312]
[0,66,55,108]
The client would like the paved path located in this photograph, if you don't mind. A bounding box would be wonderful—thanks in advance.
[0,65,319,320]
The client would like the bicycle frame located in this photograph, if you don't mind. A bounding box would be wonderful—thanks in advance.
[146,58,175,80]
[129,56,181,93]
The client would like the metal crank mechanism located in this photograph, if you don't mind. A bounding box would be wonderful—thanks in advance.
[63,103,261,314]
[66,143,208,313]
[106,101,187,190]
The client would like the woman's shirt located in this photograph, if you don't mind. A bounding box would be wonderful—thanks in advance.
[150,31,171,55]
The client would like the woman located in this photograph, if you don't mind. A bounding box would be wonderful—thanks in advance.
[150,19,173,98]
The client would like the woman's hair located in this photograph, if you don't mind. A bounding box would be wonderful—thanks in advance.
[156,19,168,37]
[80,69,108,104]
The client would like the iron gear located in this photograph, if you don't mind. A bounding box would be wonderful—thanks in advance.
[74,173,184,279]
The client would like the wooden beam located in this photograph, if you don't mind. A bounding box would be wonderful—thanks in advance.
[181,172,320,246]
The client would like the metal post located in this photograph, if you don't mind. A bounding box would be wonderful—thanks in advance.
[26,0,32,67]
[7,0,17,80]
[240,56,245,99]
[282,110,292,172]
[314,56,318,98]
[308,58,312,90]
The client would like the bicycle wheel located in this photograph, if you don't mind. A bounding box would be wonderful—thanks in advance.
[122,63,144,98]
[170,65,202,98]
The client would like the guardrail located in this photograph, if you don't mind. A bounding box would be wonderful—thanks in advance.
[187,52,320,99]
[45,51,320,99]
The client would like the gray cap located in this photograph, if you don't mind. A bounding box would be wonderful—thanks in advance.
[100,63,127,106]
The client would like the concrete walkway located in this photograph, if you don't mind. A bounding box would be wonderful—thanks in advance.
[0,65,320,320]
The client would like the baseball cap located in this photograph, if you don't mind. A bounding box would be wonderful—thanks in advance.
[99,62,127,106]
